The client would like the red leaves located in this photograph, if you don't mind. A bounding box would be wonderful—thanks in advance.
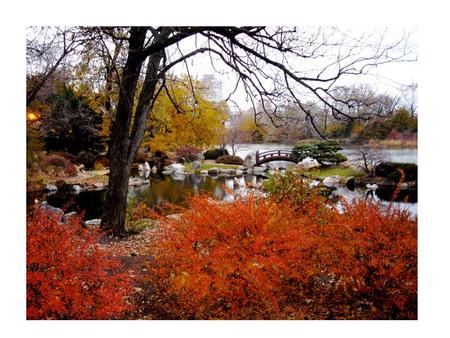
[150,195,310,319]
[27,208,134,319]
[150,192,417,319]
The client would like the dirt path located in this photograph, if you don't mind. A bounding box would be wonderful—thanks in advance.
[63,169,109,185]
[99,226,173,319]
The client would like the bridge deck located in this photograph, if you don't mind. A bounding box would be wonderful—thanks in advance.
[255,149,296,166]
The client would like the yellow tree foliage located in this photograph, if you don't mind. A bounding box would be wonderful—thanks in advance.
[143,77,228,152]
[236,114,265,143]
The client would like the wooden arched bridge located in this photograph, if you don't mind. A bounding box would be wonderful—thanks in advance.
[255,149,296,166]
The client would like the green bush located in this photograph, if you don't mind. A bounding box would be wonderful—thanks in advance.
[291,141,347,166]
[27,126,45,171]
[263,170,326,211]
[203,148,229,160]
[215,155,244,165]
[375,162,417,182]
[389,108,416,133]
[351,109,417,141]
[43,86,105,156]
[76,151,96,170]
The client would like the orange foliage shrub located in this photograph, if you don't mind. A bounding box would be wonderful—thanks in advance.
[129,202,160,221]
[27,208,134,319]
[150,193,417,319]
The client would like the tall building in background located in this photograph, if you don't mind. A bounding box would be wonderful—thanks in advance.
[201,74,223,102]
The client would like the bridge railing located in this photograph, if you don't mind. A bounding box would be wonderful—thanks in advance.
[257,149,292,156]
[255,149,295,165]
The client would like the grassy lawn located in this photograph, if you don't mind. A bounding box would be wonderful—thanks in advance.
[185,161,241,172]
[307,166,364,179]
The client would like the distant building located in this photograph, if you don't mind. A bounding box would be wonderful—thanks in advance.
[222,120,231,129]
[202,74,223,102]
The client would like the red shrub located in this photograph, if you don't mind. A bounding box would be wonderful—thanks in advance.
[45,154,77,177]
[66,164,78,177]
[175,146,201,163]
[46,154,71,168]
[149,194,417,319]
[290,198,417,319]
[95,155,110,168]
[133,150,149,164]
[215,155,244,165]
[151,196,302,319]
[129,202,160,221]
[27,208,134,319]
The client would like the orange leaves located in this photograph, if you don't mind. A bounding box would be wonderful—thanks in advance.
[27,208,134,319]
[149,190,417,319]
[150,195,309,319]
[129,201,160,221]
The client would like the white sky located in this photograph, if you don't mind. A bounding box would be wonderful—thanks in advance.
[166,27,417,110]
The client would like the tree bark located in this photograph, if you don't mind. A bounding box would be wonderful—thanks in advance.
[100,27,148,236]
[100,27,166,237]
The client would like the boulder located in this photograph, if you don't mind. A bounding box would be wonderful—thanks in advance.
[84,219,101,228]
[40,201,64,220]
[164,163,185,172]
[322,175,341,187]
[366,183,379,191]
[138,164,144,171]
[162,170,173,175]
[62,211,77,224]
[76,164,85,172]
[129,178,144,187]
[191,160,201,170]
[399,182,409,190]
[233,177,246,188]
[72,185,82,194]
[296,157,320,169]
[151,165,158,174]
[171,172,185,181]
[208,167,219,175]
[200,170,208,175]
[166,213,183,221]
[244,152,257,168]
[219,168,234,175]
[252,166,266,173]
[144,161,151,171]
[44,184,57,192]
[93,182,104,189]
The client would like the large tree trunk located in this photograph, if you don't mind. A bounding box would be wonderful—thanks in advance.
[100,27,148,236]
[100,27,166,237]
[101,143,131,237]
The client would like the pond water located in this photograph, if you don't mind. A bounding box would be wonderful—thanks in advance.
[228,143,418,164]
[34,143,417,220]
[36,172,263,220]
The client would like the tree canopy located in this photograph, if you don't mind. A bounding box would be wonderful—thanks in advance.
[143,77,228,152]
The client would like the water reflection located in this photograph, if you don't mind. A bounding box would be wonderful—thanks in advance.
[32,169,417,220]
[332,186,417,216]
